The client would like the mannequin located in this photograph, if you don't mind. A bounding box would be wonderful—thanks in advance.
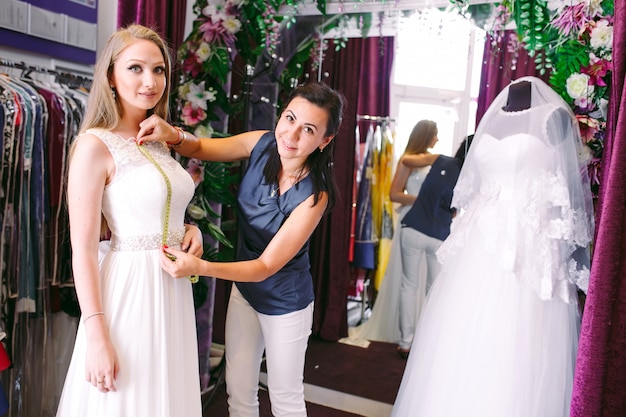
[390,77,594,417]
[502,80,531,112]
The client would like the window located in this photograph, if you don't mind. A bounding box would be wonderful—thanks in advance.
[391,8,485,158]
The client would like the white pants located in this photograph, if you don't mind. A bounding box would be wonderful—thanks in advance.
[398,227,443,350]
[225,285,313,417]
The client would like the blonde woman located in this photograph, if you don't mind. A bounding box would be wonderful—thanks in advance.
[57,25,202,416]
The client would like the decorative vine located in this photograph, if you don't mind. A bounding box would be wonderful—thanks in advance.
[456,0,613,198]
[172,0,372,259]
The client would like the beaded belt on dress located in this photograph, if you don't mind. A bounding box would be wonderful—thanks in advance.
[109,228,185,251]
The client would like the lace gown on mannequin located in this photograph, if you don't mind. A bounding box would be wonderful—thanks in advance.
[349,165,431,343]
[391,77,594,417]
[56,129,201,417]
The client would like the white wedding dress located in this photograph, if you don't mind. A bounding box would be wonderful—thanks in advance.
[349,166,430,343]
[56,129,201,417]
[391,94,593,417]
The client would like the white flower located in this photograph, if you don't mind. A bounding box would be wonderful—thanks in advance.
[590,20,613,50]
[203,0,228,21]
[574,96,593,109]
[222,16,242,34]
[546,0,568,12]
[205,87,217,103]
[186,81,215,110]
[587,0,604,17]
[187,204,207,220]
[194,124,215,138]
[196,42,212,62]
[566,73,594,100]
[178,82,191,98]
[547,0,602,16]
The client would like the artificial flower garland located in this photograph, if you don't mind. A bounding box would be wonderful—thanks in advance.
[492,0,613,198]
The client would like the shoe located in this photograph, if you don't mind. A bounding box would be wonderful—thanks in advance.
[397,346,410,359]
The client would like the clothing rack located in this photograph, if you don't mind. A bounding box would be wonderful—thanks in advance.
[356,114,396,123]
[0,57,93,87]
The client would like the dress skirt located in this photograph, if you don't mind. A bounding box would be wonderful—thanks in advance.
[56,245,202,417]
[391,219,580,417]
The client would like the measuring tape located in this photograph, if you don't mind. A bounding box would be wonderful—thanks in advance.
[137,143,199,284]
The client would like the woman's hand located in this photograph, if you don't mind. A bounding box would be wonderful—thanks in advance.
[160,246,203,279]
[84,323,119,393]
[136,114,178,145]
[182,224,203,257]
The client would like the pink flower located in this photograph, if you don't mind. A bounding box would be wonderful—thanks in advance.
[551,2,589,37]
[506,32,521,54]
[575,96,593,110]
[186,158,205,187]
[199,16,236,45]
[491,5,511,34]
[182,52,204,78]
[576,115,600,143]
[182,102,207,126]
[582,55,612,87]
[587,157,601,188]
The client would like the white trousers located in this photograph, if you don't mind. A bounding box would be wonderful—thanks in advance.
[398,226,443,350]
[225,285,313,417]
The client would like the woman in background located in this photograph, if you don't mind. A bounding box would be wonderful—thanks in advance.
[349,120,437,350]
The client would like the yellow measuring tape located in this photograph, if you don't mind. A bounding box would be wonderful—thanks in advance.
[137,143,199,284]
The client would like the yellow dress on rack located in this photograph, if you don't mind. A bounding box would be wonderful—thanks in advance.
[370,126,382,248]
[373,125,395,290]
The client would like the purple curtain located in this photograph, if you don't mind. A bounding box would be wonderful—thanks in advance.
[571,3,626,416]
[117,0,187,55]
[309,37,394,341]
[476,30,548,126]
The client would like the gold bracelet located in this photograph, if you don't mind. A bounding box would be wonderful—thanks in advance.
[83,311,104,323]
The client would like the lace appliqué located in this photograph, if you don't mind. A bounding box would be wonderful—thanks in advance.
[81,128,179,180]
[438,168,592,304]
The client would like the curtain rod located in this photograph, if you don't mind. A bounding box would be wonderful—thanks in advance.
[0,58,93,81]
[356,114,396,122]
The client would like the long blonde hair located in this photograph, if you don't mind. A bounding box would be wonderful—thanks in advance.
[80,24,172,133]
[404,119,437,155]
[72,25,172,238]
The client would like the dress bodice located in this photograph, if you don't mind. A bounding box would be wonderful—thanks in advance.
[472,132,552,201]
[405,166,431,197]
[438,105,593,303]
[85,128,195,248]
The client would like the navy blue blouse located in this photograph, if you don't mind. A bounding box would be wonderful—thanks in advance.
[235,132,316,315]
[401,155,461,241]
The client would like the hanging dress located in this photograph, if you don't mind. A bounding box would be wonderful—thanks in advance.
[349,165,430,343]
[373,124,395,290]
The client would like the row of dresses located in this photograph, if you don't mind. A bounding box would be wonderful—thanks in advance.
[349,164,430,343]
[351,121,395,292]
[0,69,89,417]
